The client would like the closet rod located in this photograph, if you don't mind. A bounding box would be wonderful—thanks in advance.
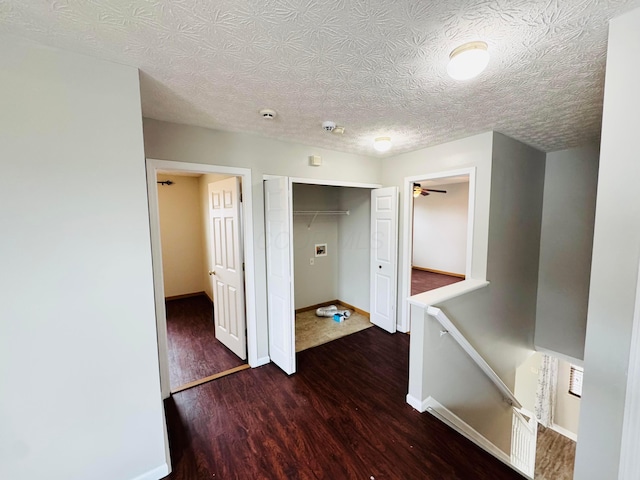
[293,210,350,229]
[292,210,350,215]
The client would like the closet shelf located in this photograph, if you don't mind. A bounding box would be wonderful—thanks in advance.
[293,210,350,228]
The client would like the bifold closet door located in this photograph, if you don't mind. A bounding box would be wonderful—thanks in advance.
[264,176,296,375]
[370,186,399,333]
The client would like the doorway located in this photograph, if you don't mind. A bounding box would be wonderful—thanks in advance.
[410,176,469,295]
[147,159,259,400]
[155,171,247,393]
[400,168,476,332]
[291,184,375,352]
[264,176,397,375]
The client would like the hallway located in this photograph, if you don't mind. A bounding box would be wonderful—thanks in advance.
[163,327,523,479]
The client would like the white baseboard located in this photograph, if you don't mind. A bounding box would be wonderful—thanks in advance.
[252,355,271,368]
[406,394,428,412]
[130,463,169,480]
[550,423,578,442]
[422,397,524,476]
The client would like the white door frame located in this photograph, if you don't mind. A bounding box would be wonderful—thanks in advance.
[263,175,381,373]
[147,159,259,400]
[399,167,476,332]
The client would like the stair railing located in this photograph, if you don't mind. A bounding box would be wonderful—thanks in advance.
[426,306,522,408]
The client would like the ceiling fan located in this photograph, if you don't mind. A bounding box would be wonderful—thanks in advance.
[413,183,447,198]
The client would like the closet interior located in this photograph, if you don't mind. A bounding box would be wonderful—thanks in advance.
[292,183,373,351]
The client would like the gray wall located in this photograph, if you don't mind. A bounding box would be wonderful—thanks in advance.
[430,133,545,451]
[292,184,372,311]
[293,184,340,309]
[0,36,167,480]
[338,187,371,311]
[575,7,640,479]
[535,145,599,361]
[424,133,545,381]
[382,132,495,332]
[390,132,545,453]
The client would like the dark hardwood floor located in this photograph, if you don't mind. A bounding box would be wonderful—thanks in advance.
[411,268,464,295]
[166,295,245,390]
[163,327,523,479]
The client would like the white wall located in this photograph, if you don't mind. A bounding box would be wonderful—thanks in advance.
[338,187,371,312]
[412,181,469,275]
[157,174,205,297]
[292,184,340,309]
[143,118,383,359]
[556,359,581,436]
[514,353,581,438]
[0,36,167,480]
[535,145,599,361]
[514,351,542,414]
[575,7,640,479]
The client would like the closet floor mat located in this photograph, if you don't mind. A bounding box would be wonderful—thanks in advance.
[295,305,372,352]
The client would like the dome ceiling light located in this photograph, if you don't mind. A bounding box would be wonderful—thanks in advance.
[373,137,392,152]
[447,41,490,81]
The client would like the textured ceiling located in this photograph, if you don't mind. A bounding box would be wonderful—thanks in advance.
[2,0,639,157]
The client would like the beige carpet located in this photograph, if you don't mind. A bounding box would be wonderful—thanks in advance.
[535,425,576,479]
[295,304,373,352]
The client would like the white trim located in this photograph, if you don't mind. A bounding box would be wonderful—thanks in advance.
[551,423,578,442]
[263,174,283,181]
[618,257,640,480]
[130,464,170,480]
[425,306,522,409]
[422,397,523,475]
[407,279,489,308]
[146,162,171,400]
[147,159,260,389]
[534,346,584,368]
[399,167,477,333]
[406,394,429,412]
[254,355,271,367]
[289,177,381,189]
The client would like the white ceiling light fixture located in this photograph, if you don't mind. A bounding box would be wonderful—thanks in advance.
[373,136,392,152]
[447,41,490,81]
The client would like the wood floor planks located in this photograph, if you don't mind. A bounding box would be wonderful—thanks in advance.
[166,295,246,390]
[411,268,464,295]
[163,327,523,479]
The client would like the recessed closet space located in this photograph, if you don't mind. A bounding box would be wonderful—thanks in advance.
[292,183,373,352]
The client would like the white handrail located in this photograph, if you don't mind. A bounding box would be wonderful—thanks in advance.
[426,306,523,409]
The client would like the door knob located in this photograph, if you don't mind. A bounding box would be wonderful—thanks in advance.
[208,270,216,276]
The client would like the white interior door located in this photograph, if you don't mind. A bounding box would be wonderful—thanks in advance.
[370,186,399,333]
[264,177,296,375]
[208,177,247,360]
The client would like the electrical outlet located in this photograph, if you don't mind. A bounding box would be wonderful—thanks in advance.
[310,258,314,265]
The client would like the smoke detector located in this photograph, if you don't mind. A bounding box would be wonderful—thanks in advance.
[259,108,277,119]
[322,121,336,132]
